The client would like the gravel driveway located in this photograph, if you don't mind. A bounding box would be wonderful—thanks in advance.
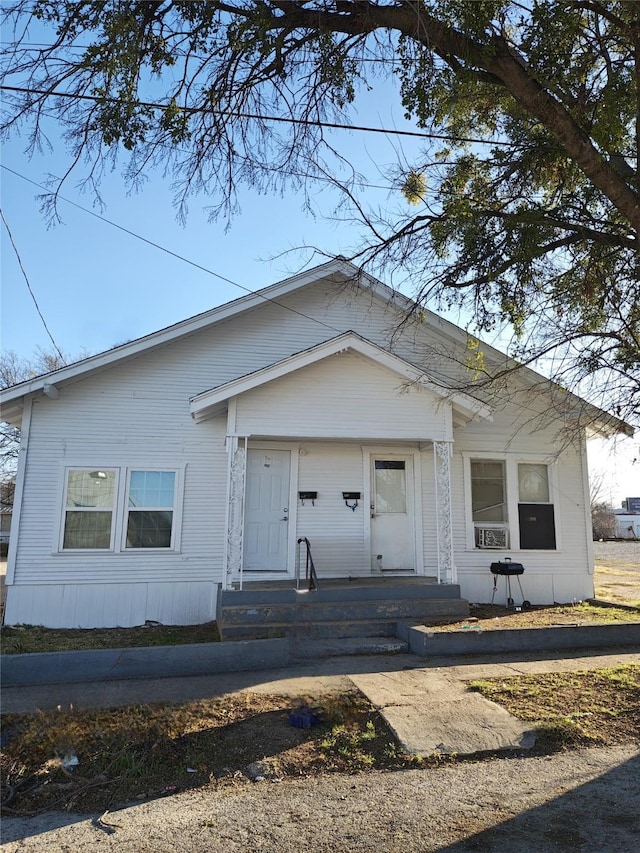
[2,745,639,852]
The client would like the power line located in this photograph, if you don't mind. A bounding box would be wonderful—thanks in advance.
[0,84,515,148]
[0,207,66,363]
[1,164,344,337]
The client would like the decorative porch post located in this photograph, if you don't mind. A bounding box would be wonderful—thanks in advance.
[433,440,456,584]
[224,435,247,589]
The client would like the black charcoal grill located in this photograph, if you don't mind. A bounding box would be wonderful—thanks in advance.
[490,558,531,609]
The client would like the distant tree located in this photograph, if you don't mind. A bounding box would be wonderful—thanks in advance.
[1,1,638,427]
[0,347,71,492]
[591,502,617,541]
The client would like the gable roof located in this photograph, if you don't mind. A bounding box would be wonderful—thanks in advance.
[189,331,492,424]
[0,259,384,422]
[0,258,634,438]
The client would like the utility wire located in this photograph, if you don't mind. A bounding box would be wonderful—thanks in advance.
[1,173,622,440]
[0,84,516,148]
[1,164,344,336]
[0,207,66,363]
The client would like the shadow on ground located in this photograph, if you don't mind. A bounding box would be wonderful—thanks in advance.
[435,752,640,853]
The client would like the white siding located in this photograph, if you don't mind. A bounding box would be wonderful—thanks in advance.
[451,396,594,604]
[6,275,596,624]
[419,446,439,576]
[295,443,369,576]
[236,352,449,440]
[5,582,216,628]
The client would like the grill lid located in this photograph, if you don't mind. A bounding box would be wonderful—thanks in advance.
[490,561,525,575]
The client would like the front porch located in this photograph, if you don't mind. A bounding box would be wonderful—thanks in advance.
[216,576,469,641]
[189,333,494,597]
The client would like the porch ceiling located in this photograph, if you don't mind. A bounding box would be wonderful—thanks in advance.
[189,332,493,425]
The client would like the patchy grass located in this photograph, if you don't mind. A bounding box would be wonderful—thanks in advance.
[428,601,640,632]
[3,600,639,656]
[3,667,639,816]
[469,664,640,751]
[594,567,640,608]
[0,622,220,655]
[0,691,423,815]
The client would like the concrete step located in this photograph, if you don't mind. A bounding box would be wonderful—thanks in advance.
[220,619,402,641]
[294,636,408,658]
[220,582,463,607]
[220,598,467,627]
[217,588,469,641]
[234,575,439,590]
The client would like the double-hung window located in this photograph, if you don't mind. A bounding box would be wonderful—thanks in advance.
[470,460,508,548]
[468,458,557,550]
[517,463,556,549]
[62,469,117,549]
[125,470,176,549]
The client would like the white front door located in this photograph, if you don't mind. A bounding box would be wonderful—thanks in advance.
[370,456,415,573]
[243,449,291,572]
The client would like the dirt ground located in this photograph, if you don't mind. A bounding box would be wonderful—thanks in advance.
[2,745,639,852]
[1,549,639,850]
[594,540,640,604]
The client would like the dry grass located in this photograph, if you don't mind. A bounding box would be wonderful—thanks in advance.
[0,691,421,816]
[594,540,640,606]
[470,664,640,750]
[428,601,640,632]
[0,622,220,655]
[2,666,640,817]
[2,601,639,656]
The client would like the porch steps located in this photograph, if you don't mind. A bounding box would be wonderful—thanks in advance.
[217,581,468,641]
[233,575,439,590]
[294,636,409,658]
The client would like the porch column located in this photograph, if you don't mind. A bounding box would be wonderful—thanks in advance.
[224,435,248,588]
[433,440,456,584]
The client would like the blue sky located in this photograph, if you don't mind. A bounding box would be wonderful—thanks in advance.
[1,43,637,505]
[2,120,399,359]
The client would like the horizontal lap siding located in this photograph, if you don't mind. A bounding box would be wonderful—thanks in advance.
[13,389,228,588]
[450,399,592,604]
[420,448,438,576]
[10,280,417,598]
[236,352,448,439]
[8,275,595,621]
[295,443,369,576]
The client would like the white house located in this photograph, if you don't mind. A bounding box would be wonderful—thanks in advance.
[0,260,633,629]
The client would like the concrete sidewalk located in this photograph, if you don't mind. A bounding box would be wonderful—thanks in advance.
[3,647,639,757]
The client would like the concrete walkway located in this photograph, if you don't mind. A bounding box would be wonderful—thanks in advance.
[3,647,639,757]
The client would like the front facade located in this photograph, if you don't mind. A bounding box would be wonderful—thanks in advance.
[1,261,630,628]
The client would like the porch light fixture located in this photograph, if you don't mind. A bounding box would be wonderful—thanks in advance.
[342,491,361,511]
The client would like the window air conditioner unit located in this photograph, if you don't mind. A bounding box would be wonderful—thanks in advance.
[476,527,509,549]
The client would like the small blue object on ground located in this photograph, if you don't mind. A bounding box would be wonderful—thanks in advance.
[288,706,319,729]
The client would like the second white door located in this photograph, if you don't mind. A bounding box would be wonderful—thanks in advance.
[370,456,415,573]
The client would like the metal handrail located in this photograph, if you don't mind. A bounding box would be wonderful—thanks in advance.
[296,537,319,591]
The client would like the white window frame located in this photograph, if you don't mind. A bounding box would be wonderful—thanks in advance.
[59,467,119,552]
[463,454,559,552]
[122,468,183,551]
[516,460,558,550]
[57,465,184,554]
